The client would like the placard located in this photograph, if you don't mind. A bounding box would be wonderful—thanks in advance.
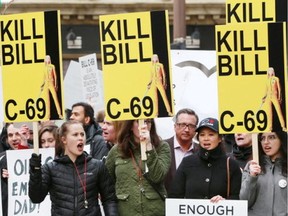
[100,10,174,120]
[216,22,287,133]
[166,198,248,216]
[0,11,64,122]
[79,53,104,112]
[6,148,54,216]
[226,0,287,24]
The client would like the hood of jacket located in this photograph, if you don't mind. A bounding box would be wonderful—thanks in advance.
[84,122,103,142]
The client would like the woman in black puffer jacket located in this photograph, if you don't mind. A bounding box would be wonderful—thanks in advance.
[29,120,118,216]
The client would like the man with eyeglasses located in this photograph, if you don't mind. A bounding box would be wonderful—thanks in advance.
[164,108,199,190]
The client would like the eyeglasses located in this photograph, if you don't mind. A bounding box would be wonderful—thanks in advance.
[176,123,196,130]
[260,134,278,143]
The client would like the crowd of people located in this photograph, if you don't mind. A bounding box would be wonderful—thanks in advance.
[0,103,287,216]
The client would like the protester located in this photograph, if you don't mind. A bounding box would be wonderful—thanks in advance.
[229,133,253,170]
[240,131,287,216]
[222,133,235,154]
[0,123,31,216]
[102,118,123,150]
[164,108,199,190]
[0,125,10,153]
[96,109,105,127]
[39,120,57,128]
[39,124,58,148]
[29,120,118,216]
[105,119,171,216]
[70,102,109,160]
[169,117,242,202]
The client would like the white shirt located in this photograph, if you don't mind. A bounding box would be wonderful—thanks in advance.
[173,136,195,169]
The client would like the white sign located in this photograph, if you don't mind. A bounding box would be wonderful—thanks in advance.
[166,198,247,216]
[79,53,104,113]
[155,50,218,139]
[64,60,83,110]
[7,148,54,216]
[64,56,105,114]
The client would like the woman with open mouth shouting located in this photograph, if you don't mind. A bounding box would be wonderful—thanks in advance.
[240,131,287,216]
[28,120,118,216]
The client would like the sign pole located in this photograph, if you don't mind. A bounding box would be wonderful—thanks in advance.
[138,119,147,161]
[252,133,259,164]
[33,122,39,155]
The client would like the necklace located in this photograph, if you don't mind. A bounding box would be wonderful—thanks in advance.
[74,157,88,209]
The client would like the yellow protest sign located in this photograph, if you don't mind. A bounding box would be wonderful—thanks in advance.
[0,11,64,122]
[100,10,174,120]
[226,0,287,24]
[216,22,287,133]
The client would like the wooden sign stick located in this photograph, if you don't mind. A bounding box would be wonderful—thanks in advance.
[33,122,39,155]
[138,119,147,160]
[252,133,259,164]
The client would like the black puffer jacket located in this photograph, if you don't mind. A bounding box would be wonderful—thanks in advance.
[29,153,118,216]
[0,152,8,216]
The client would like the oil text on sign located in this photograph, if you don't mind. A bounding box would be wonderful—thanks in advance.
[0,18,44,65]
[101,18,151,65]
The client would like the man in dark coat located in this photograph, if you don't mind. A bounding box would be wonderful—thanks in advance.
[164,108,199,190]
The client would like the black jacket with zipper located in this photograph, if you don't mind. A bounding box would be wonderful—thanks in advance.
[29,152,118,216]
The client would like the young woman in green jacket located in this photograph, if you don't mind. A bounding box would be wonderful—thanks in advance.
[105,119,171,216]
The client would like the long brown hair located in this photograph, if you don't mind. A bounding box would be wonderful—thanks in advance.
[113,121,123,136]
[117,119,160,158]
[38,124,58,148]
[258,131,287,177]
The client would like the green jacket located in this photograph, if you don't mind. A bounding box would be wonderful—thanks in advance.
[105,140,171,216]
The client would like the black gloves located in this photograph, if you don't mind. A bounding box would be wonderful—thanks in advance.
[29,153,42,170]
